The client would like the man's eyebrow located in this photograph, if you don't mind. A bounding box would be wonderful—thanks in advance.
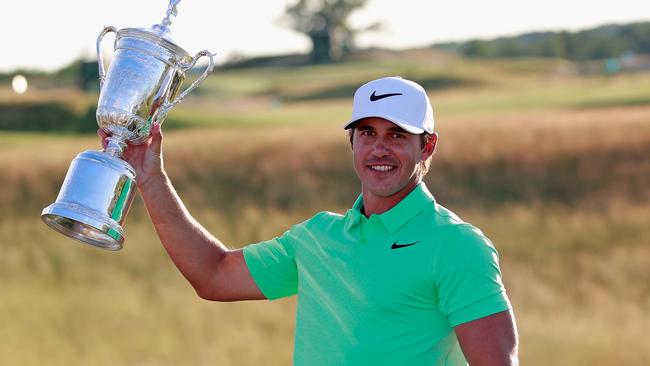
[356,125,374,131]
[388,126,408,133]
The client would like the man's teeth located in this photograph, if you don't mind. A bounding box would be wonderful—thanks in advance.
[371,165,395,172]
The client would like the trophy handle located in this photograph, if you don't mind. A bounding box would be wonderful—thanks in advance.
[168,50,215,108]
[96,26,118,90]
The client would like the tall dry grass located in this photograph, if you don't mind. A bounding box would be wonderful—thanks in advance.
[3,202,649,365]
[1,73,650,364]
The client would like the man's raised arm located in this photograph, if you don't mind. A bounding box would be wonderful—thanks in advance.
[99,124,265,302]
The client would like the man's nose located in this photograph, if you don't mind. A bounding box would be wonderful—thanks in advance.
[371,138,390,156]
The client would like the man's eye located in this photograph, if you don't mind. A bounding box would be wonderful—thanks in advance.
[392,133,404,139]
[360,130,374,136]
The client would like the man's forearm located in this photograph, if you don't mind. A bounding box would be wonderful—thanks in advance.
[138,172,229,296]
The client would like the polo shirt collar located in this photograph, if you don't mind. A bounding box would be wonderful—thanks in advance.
[350,182,435,234]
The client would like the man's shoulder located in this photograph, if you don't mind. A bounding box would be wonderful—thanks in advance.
[419,202,471,231]
[304,210,346,226]
[291,210,346,231]
[417,202,492,247]
[312,210,345,220]
[426,202,465,226]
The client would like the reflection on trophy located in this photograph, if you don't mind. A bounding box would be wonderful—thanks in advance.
[41,0,214,250]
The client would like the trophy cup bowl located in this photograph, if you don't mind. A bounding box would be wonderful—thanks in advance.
[41,1,214,250]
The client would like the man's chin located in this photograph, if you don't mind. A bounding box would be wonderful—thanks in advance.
[364,184,401,198]
[363,178,419,199]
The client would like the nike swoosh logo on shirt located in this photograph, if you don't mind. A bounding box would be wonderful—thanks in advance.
[391,241,420,249]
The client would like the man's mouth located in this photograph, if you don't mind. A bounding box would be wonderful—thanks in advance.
[368,164,396,172]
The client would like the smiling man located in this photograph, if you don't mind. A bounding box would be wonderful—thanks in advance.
[102,76,518,365]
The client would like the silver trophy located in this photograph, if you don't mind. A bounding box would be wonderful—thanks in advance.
[41,0,214,250]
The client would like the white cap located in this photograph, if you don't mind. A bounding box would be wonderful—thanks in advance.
[343,76,434,134]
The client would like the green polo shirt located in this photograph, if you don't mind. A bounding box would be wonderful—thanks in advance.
[243,183,510,365]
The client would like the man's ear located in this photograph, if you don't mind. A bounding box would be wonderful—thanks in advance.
[422,133,438,159]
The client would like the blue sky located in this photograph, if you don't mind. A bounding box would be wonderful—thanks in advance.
[2,0,648,72]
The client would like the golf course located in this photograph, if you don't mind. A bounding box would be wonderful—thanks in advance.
[1,49,649,365]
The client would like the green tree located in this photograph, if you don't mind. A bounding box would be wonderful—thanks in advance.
[436,22,650,61]
[463,40,494,58]
[534,34,567,58]
[55,59,99,91]
[621,23,650,54]
[497,39,522,58]
[280,0,381,63]
[557,31,574,59]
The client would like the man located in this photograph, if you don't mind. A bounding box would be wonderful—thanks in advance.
[100,76,518,365]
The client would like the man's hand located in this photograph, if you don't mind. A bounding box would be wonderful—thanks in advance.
[97,123,164,189]
[455,309,519,366]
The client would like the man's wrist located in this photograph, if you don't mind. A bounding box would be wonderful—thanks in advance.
[137,170,168,197]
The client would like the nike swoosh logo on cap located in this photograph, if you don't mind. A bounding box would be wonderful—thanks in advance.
[370,91,403,101]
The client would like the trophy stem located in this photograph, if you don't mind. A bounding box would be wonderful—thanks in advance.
[105,136,127,158]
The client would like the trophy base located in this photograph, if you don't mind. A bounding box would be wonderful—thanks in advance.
[42,202,125,251]
[41,150,137,251]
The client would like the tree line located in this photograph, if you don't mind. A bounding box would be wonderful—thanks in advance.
[433,22,650,60]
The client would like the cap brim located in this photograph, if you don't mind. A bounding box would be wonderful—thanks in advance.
[342,115,425,134]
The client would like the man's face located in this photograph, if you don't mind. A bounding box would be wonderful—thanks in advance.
[351,117,435,201]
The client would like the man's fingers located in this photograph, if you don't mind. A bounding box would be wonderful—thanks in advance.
[97,124,161,155]
[149,122,163,155]
[97,129,109,149]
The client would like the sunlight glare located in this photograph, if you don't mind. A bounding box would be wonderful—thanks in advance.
[12,74,28,94]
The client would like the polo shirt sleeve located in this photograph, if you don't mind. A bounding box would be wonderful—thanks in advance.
[433,225,511,327]
[242,223,303,300]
